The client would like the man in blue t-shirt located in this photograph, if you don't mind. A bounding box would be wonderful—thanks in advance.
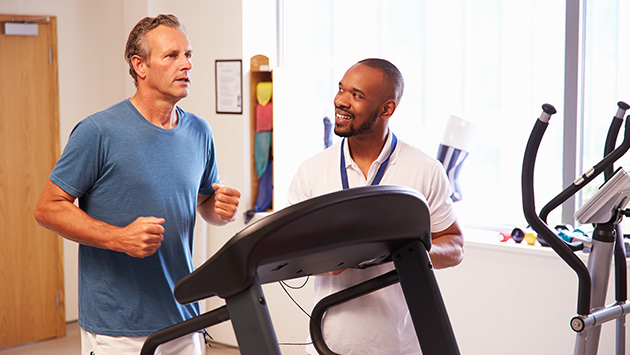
[34,14,241,355]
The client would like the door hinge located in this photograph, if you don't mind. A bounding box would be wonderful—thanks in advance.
[49,47,52,66]
[55,291,60,309]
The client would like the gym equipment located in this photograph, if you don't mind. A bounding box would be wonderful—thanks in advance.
[140,185,460,355]
[524,232,537,246]
[498,230,512,242]
[512,228,525,243]
[497,227,527,244]
[522,102,630,355]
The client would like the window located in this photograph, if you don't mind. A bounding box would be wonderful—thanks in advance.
[279,0,567,228]
[582,0,630,230]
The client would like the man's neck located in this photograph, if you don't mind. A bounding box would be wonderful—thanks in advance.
[347,130,389,177]
[130,91,178,129]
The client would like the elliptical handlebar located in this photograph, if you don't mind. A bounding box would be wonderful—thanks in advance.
[608,102,630,305]
[604,101,630,180]
[521,104,592,316]
[540,103,557,122]
[538,102,630,224]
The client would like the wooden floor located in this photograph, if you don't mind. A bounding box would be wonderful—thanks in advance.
[0,321,240,355]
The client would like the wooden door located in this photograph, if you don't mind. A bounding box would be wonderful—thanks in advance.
[0,15,65,348]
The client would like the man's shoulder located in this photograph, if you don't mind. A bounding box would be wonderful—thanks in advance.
[83,99,133,126]
[177,106,212,132]
[396,138,440,166]
[94,99,131,116]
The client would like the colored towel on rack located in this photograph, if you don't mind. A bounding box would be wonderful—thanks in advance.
[254,131,272,178]
[256,102,273,132]
[256,82,272,106]
[254,160,273,212]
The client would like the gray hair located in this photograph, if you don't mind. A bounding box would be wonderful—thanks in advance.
[124,14,185,87]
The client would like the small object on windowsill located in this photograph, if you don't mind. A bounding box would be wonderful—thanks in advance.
[498,227,526,243]
[524,232,537,245]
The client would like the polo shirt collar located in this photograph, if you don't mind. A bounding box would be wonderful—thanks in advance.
[342,129,398,168]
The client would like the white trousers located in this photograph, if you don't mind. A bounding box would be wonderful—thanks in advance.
[81,328,204,355]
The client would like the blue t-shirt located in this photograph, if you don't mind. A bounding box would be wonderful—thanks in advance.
[50,99,220,336]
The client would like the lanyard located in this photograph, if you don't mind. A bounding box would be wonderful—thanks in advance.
[340,134,398,190]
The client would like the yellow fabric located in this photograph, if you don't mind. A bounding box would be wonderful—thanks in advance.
[256,82,273,106]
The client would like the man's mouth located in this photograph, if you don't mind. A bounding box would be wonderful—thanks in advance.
[176,77,190,83]
[336,110,352,121]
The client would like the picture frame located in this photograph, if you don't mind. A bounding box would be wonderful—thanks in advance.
[215,59,242,114]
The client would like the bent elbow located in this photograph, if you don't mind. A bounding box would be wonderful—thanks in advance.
[33,198,54,229]
[452,246,464,267]
[33,204,47,227]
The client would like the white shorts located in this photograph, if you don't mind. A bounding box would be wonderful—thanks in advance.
[80,328,204,355]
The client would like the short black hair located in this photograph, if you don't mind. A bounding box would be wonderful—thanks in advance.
[357,58,404,104]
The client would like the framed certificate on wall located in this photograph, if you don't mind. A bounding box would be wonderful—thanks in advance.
[215,59,242,114]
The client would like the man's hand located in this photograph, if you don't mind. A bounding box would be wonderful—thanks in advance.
[35,180,168,258]
[211,183,241,222]
[116,216,165,258]
[196,183,241,225]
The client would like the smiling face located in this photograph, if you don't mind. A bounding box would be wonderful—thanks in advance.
[141,25,192,103]
[333,63,391,138]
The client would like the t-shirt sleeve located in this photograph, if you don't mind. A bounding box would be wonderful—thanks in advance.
[49,118,103,198]
[198,134,220,196]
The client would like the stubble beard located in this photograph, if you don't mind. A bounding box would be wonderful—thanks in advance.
[334,108,379,138]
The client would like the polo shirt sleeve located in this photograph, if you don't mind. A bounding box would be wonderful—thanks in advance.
[287,162,312,206]
[426,162,457,233]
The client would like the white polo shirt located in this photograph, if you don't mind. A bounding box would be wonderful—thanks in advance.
[287,130,457,355]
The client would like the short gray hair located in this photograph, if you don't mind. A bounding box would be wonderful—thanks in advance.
[124,14,185,87]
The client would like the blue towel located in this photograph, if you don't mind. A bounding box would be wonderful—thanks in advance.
[254,131,272,177]
[254,160,273,212]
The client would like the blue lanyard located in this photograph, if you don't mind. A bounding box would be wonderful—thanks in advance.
[340,134,398,190]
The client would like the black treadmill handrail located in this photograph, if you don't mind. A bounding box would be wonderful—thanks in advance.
[522,107,591,316]
[310,270,401,355]
[174,185,433,304]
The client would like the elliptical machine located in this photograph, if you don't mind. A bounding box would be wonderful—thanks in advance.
[522,102,630,354]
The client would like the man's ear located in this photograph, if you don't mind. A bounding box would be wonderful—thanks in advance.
[131,55,147,81]
[379,99,397,120]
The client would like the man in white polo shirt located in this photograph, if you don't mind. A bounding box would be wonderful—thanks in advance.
[288,58,464,355]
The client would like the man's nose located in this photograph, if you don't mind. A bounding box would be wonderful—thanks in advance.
[334,92,348,108]
[180,55,192,70]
